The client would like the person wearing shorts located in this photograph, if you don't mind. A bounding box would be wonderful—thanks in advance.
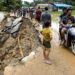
[40,21,52,65]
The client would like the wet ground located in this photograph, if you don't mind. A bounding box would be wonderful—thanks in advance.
[4,20,75,75]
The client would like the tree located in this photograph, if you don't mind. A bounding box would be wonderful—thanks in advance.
[71,0,75,5]
[0,0,22,11]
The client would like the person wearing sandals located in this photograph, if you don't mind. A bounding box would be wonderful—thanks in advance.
[40,21,52,65]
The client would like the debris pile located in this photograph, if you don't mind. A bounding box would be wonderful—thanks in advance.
[0,18,41,75]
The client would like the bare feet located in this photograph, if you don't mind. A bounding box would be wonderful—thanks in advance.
[43,59,52,65]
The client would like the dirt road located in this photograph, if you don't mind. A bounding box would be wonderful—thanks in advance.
[4,22,75,75]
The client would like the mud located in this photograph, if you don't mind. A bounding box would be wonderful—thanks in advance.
[0,18,40,75]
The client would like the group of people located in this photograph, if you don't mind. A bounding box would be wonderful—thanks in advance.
[34,7,52,65]
[34,7,75,64]
[8,7,75,65]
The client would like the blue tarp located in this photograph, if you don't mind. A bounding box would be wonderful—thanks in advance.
[54,3,72,8]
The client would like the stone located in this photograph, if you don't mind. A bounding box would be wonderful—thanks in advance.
[4,66,14,75]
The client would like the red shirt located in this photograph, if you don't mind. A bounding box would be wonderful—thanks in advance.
[35,9,41,19]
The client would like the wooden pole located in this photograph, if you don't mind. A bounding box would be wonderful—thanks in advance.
[18,35,24,57]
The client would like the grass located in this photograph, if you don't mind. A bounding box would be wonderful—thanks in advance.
[72,10,75,16]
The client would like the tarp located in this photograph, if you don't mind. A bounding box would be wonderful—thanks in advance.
[54,3,72,8]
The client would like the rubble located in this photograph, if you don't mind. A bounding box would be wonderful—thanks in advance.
[0,18,41,75]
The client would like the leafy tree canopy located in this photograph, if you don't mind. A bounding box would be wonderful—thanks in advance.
[0,0,22,11]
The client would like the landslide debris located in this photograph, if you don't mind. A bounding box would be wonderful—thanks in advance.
[0,18,40,75]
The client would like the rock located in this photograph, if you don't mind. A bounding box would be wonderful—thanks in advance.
[0,12,5,23]
[4,66,14,75]
[21,51,36,63]
[12,17,22,26]
[0,34,9,48]
[21,56,29,63]
[28,51,36,59]
[10,22,22,34]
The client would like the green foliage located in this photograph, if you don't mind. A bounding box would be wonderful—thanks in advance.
[0,0,22,11]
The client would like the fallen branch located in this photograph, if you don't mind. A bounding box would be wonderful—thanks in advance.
[17,35,24,57]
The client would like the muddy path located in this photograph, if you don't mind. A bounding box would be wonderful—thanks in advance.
[52,22,75,66]
[49,22,75,75]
